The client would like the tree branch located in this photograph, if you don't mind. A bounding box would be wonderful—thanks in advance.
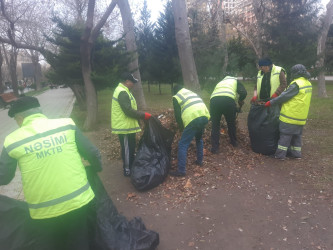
[91,0,117,41]
[0,36,45,54]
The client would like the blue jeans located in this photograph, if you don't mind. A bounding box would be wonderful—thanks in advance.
[177,116,208,173]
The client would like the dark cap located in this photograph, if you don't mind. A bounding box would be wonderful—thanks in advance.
[258,57,272,67]
[172,85,183,95]
[121,72,138,84]
[8,96,40,118]
[290,64,311,80]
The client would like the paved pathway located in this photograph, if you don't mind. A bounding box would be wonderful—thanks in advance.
[0,87,75,200]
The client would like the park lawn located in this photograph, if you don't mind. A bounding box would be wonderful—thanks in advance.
[72,80,333,130]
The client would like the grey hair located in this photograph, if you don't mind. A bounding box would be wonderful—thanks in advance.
[14,107,43,118]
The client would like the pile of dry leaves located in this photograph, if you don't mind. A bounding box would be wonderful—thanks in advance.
[97,109,263,208]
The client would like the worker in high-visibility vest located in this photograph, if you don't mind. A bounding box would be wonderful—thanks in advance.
[251,57,287,103]
[170,85,210,177]
[0,96,102,249]
[264,64,312,160]
[111,73,151,177]
[210,75,247,153]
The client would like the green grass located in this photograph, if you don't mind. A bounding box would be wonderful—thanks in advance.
[72,80,333,130]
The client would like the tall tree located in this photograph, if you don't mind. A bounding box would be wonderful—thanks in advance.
[136,0,154,83]
[316,0,333,98]
[0,46,3,94]
[0,0,22,96]
[150,1,181,85]
[264,0,320,73]
[80,0,117,130]
[172,0,200,92]
[118,0,146,109]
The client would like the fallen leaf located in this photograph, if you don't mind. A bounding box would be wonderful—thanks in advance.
[184,179,193,189]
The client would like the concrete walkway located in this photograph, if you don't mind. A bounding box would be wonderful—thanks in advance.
[0,87,75,200]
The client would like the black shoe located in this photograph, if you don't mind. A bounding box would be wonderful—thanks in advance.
[123,168,131,177]
[210,148,219,154]
[288,156,301,160]
[169,170,186,177]
[195,160,203,167]
[270,155,285,161]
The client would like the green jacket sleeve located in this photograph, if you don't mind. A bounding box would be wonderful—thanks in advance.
[173,97,184,130]
[0,147,17,185]
[118,92,145,120]
[75,128,102,173]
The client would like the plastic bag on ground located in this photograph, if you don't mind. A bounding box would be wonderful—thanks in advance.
[247,104,280,155]
[131,117,174,191]
[0,169,159,250]
[0,195,35,250]
[86,168,160,250]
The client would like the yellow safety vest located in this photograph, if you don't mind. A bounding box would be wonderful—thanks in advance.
[4,114,94,219]
[210,76,237,100]
[280,77,312,125]
[173,88,210,128]
[111,83,141,134]
[257,65,286,99]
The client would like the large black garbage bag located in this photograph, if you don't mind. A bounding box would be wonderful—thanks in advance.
[131,116,174,191]
[248,104,280,155]
[86,169,159,250]
[0,195,35,250]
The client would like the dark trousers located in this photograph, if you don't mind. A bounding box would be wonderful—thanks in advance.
[210,96,237,150]
[118,133,136,170]
[29,200,96,250]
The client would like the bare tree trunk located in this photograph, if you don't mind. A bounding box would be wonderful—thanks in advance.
[9,47,18,96]
[216,1,228,73]
[31,51,42,91]
[118,0,146,109]
[80,0,117,130]
[69,84,86,110]
[316,0,333,98]
[0,46,3,94]
[172,0,200,92]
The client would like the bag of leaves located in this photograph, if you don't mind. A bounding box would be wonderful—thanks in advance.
[247,103,280,155]
[0,195,36,250]
[86,168,160,250]
[131,116,174,191]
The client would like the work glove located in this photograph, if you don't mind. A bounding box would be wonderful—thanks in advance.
[265,101,271,107]
[271,93,278,99]
[250,96,257,103]
[238,100,244,106]
[144,112,152,120]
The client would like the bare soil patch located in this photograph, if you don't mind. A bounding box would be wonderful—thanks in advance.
[86,111,333,250]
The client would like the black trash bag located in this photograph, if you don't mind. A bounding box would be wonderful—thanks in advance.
[0,195,36,250]
[248,104,280,155]
[131,116,174,191]
[86,168,160,250]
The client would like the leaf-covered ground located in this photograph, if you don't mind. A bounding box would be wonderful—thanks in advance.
[86,110,333,250]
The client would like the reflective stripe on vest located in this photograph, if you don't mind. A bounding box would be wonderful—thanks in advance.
[28,181,90,209]
[210,76,237,100]
[280,77,312,125]
[111,83,141,134]
[173,88,210,128]
[257,65,286,99]
[4,114,94,219]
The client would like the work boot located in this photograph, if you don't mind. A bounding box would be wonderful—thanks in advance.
[270,155,285,161]
[169,170,186,177]
[210,148,219,154]
[194,160,203,167]
[123,168,131,177]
